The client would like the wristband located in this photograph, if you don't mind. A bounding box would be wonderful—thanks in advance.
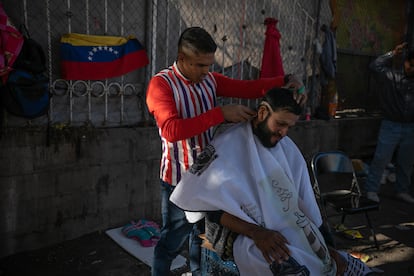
[288,86,305,94]
[297,86,305,94]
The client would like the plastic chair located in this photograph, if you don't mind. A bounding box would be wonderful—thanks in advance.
[310,151,380,249]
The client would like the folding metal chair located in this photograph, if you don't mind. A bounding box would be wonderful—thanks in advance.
[310,151,380,249]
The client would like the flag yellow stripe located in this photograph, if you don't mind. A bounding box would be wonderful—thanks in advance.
[60,33,136,46]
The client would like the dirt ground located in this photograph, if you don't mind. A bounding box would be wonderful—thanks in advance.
[0,181,414,276]
[0,230,151,276]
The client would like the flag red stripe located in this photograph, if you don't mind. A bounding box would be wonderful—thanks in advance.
[61,49,149,80]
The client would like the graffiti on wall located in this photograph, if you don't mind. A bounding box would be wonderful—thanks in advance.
[336,0,406,55]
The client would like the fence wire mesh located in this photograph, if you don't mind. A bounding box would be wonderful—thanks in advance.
[2,0,332,127]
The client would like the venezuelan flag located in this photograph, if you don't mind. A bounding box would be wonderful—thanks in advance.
[60,33,149,80]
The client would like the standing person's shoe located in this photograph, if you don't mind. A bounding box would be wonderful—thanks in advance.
[396,193,414,204]
[380,170,389,185]
[366,192,380,203]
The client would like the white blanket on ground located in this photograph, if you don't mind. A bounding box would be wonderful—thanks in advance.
[170,123,335,275]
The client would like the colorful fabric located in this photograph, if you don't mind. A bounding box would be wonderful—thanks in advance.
[260,17,284,78]
[0,2,24,81]
[339,251,374,275]
[121,219,161,247]
[60,33,149,80]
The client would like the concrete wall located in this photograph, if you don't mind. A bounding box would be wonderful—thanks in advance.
[0,126,162,258]
[290,116,381,162]
[0,117,381,258]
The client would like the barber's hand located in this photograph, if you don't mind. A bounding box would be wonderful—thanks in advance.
[294,91,308,107]
[393,42,408,56]
[220,104,257,123]
[328,247,347,276]
[283,74,308,106]
[250,227,290,264]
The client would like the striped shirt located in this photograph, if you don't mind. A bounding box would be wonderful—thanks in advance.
[146,62,285,186]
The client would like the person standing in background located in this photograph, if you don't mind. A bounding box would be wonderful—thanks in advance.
[146,26,306,275]
[365,42,414,204]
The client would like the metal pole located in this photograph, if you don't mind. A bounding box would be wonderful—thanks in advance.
[310,0,322,111]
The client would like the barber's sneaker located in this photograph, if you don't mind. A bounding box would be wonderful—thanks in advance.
[366,192,380,203]
[396,193,414,204]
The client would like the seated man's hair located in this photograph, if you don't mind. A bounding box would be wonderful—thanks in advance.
[261,87,302,115]
[178,27,217,55]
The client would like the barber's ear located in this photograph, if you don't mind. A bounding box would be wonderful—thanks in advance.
[257,105,268,122]
[177,52,185,62]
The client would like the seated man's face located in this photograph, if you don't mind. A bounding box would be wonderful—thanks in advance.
[253,108,299,148]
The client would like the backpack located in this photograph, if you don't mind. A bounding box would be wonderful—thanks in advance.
[0,24,50,119]
[1,69,49,118]
[13,25,47,74]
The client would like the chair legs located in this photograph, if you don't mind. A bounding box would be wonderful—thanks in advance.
[341,214,346,224]
[332,213,379,249]
[364,211,379,249]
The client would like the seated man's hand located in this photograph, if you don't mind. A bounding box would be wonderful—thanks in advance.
[250,227,290,264]
[328,247,347,275]
[219,212,290,264]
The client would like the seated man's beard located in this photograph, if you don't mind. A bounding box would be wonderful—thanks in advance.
[252,118,280,148]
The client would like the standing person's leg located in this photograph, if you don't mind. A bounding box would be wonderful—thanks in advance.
[152,181,193,276]
[188,219,204,275]
[394,123,414,196]
[365,120,399,200]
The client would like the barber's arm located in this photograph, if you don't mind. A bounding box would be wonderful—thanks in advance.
[219,212,290,264]
[146,76,225,141]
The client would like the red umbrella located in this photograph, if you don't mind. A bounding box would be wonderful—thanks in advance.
[260,17,284,78]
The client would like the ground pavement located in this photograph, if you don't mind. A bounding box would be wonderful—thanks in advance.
[0,181,413,276]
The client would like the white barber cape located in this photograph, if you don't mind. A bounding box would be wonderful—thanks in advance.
[170,123,336,275]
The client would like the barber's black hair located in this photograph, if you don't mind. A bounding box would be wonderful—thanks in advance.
[260,87,302,115]
[178,27,217,55]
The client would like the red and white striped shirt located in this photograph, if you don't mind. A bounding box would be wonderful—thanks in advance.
[146,62,285,186]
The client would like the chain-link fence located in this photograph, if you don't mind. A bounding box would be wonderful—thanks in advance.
[2,0,332,127]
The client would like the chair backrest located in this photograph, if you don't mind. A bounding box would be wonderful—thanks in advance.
[311,151,361,197]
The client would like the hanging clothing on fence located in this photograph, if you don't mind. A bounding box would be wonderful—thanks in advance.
[319,25,337,84]
[319,25,338,117]
[0,3,24,82]
[260,17,284,78]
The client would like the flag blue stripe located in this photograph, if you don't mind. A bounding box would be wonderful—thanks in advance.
[60,39,144,62]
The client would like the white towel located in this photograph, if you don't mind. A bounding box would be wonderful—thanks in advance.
[171,122,372,276]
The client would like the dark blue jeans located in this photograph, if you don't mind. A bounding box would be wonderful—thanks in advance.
[151,180,203,276]
[365,120,414,194]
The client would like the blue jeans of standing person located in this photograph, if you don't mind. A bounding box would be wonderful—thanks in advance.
[365,120,414,194]
[152,180,203,276]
